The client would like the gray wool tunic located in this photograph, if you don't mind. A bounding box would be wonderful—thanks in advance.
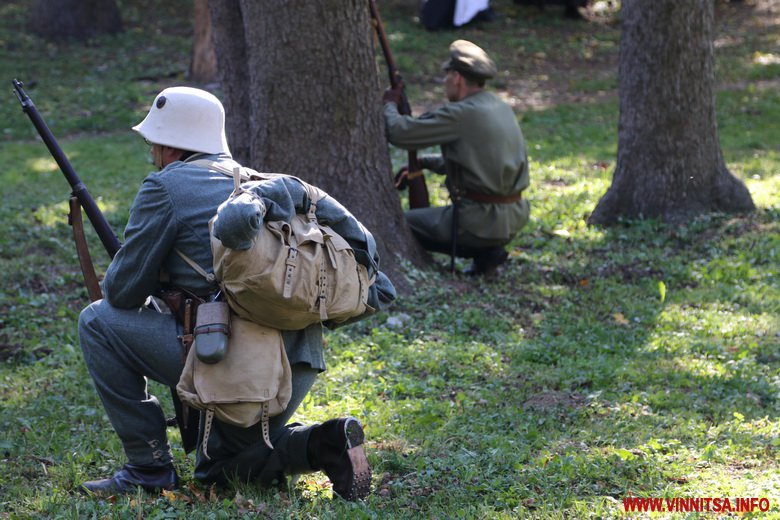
[102,153,342,370]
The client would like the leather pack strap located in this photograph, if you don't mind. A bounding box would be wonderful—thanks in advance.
[175,248,216,284]
[463,190,523,204]
[202,408,215,460]
[188,158,324,208]
[261,402,272,449]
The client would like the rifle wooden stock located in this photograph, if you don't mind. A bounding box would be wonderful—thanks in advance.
[369,0,429,208]
[12,79,121,258]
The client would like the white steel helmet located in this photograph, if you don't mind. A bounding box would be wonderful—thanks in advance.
[132,86,230,155]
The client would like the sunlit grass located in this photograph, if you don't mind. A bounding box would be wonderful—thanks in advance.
[1,0,779,518]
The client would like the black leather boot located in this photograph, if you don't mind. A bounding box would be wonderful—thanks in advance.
[80,463,179,496]
[307,417,372,500]
[464,247,509,277]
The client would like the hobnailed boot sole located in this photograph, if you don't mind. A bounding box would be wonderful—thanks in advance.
[342,418,372,500]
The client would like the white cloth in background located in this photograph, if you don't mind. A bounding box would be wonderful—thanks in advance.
[453,0,489,26]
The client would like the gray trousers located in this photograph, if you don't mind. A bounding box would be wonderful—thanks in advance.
[78,299,318,485]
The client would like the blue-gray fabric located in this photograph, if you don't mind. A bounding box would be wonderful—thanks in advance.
[212,191,266,251]
[103,153,234,305]
[99,154,327,368]
[79,300,184,467]
[79,153,393,477]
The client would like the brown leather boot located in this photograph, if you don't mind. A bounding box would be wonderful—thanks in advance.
[307,417,372,500]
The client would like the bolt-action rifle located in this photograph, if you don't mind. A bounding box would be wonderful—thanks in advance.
[13,79,120,301]
[12,79,199,453]
[369,0,430,209]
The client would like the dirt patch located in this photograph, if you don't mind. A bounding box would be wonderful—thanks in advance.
[523,390,586,410]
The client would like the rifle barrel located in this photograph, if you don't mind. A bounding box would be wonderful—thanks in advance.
[369,0,402,89]
[13,79,121,258]
[368,1,423,181]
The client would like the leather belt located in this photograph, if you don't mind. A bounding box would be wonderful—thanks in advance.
[463,190,523,204]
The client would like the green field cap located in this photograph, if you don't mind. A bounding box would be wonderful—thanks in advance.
[441,39,497,80]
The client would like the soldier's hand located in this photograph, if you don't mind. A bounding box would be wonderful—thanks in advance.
[393,164,410,190]
[382,84,404,105]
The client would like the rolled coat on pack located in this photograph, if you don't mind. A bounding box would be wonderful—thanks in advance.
[212,175,397,317]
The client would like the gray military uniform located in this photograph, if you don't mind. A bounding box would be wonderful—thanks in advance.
[384,90,530,254]
[78,154,326,485]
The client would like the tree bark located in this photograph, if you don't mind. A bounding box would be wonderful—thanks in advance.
[189,0,218,83]
[589,0,754,226]
[29,0,122,42]
[209,0,429,292]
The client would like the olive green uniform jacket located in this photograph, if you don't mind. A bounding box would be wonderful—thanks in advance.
[384,90,530,251]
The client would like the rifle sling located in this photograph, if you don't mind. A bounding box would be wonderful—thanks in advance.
[68,197,102,302]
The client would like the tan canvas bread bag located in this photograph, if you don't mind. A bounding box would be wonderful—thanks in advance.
[177,313,292,458]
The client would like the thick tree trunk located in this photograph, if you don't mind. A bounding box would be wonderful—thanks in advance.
[189,0,218,83]
[209,0,428,292]
[589,0,754,225]
[29,0,122,42]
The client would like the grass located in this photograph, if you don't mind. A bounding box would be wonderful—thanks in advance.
[1,0,779,518]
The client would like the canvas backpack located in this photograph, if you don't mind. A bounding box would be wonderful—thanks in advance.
[190,160,373,330]
[176,311,292,458]
[175,160,373,454]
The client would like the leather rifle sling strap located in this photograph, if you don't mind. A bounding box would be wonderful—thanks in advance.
[69,197,102,302]
[448,165,462,276]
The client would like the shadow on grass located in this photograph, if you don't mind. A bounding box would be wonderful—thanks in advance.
[357,204,778,513]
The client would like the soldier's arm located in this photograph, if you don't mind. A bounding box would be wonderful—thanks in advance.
[103,177,178,308]
[383,103,461,150]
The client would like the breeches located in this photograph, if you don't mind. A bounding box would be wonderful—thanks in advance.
[78,299,319,483]
[405,205,510,257]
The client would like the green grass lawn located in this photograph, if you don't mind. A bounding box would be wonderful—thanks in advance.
[1,0,779,518]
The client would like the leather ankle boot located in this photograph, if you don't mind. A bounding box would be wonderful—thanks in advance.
[465,247,509,277]
[80,463,179,496]
[307,417,371,500]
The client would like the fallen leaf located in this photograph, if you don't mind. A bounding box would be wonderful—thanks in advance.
[613,313,629,325]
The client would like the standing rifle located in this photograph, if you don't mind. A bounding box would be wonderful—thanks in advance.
[13,79,120,300]
[12,79,200,453]
[369,0,430,209]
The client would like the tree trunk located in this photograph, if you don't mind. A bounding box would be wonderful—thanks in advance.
[589,0,754,225]
[29,0,122,42]
[189,0,218,83]
[209,0,428,292]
